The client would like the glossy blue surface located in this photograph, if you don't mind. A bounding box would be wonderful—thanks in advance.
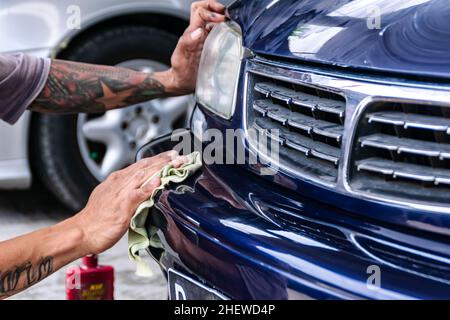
[150,163,450,299]
[139,0,450,299]
[228,0,450,80]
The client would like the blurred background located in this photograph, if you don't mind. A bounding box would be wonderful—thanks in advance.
[0,0,229,299]
[0,189,166,299]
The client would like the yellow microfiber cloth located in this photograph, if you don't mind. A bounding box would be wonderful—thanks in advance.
[128,151,202,277]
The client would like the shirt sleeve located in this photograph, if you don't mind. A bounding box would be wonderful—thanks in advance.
[0,53,51,124]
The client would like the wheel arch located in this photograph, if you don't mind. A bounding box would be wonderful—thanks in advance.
[54,10,189,59]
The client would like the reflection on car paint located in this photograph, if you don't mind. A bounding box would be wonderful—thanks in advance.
[229,0,450,79]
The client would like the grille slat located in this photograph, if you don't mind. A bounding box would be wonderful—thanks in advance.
[255,82,346,118]
[356,158,450,186]
[255,117,340,166]
[249,75,345,183]
[360,134,450,159]
[253,100,344,142]
[368,111,450,134]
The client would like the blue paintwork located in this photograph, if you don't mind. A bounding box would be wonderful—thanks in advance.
[139,0,450,299]
[150,162,450,299]
[228,0,450,80]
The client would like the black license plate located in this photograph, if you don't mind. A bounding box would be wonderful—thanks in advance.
[168,269,227,300]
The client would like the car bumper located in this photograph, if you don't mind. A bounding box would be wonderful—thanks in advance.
[141,133,450,300]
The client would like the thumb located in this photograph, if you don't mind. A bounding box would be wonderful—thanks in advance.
[187,27,206,48]
[190,27,204,41]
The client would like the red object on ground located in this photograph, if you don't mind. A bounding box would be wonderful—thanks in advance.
[65,255,114,300]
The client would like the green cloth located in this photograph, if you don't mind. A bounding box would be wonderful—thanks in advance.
[128,151,202,277]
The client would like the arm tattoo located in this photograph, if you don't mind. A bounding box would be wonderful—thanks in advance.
[0,256,53,297]
[29,59,166,114]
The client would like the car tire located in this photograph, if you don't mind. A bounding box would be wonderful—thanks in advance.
[31,25,185,211]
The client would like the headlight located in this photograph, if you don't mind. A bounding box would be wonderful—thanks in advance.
[195,22,243,119]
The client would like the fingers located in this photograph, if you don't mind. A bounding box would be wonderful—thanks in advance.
[191,7,226,30]
[127,154,188,189]
[191,0,225,16]
[137,150,178,165]
[129,177,162,206]
[126,165,159,189]
[199,7,226,24]
[207,0,226,12]
[173,27,207,59]
[127,165,161,189]
[105,150,178,188]
[125,177,161,214]
[183,28,208,53]
[172,155,188,168]
[176,27,206,50]
[190,28,205,41]
[189,0,226,32]
[128,178,161,211]
[119,150,177,176]
[141,177,161,193]
[205,22,215,32]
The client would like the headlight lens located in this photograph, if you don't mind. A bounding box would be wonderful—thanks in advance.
[195,22,243,119]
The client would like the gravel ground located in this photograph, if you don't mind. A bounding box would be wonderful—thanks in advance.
[0,188,166,300]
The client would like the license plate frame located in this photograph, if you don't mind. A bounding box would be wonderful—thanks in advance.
[168,269,228,300]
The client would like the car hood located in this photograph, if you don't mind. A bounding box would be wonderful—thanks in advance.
[228,0,450,80]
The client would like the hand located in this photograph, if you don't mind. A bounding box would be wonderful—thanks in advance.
[164,0,226,95]
[73,150,187,255]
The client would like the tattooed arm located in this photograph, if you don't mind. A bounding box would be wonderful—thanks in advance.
[0,217,81,299]
[29,60,172,114]
[0,0,226,299]
[0,151,187,299]
[29,1,226,114]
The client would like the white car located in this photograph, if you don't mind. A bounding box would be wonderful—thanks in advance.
[0,0,224,210]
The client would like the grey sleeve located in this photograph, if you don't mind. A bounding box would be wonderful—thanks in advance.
[0,53,51,124]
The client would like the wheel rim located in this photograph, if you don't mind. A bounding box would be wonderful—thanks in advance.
[77,59,190,181]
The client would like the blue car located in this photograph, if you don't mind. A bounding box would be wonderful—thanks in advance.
[138,0,450,300]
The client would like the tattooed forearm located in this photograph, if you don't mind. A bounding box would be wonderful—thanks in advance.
[29,59,167,114]
[0,256,53,298]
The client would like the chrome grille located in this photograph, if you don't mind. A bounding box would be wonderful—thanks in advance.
[246,57,450,211]
[351,102,450,204]
[247,73,346,183]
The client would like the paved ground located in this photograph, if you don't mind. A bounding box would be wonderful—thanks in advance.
[0,188,166,300]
